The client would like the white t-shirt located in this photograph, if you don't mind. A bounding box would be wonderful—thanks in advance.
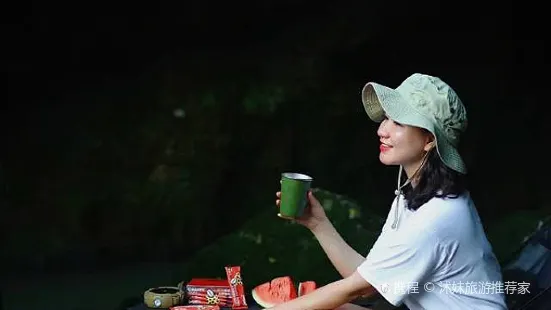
[357,192,507,310]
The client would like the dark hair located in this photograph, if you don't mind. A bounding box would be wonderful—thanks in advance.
[402,147,467,211]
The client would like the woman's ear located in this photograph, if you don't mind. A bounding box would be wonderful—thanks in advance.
[424,135,436,152]
[424,141,435,152]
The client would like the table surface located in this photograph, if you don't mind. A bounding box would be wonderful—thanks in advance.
[128,294,263,310]
[129,304,262,310]
[128,297,380,310]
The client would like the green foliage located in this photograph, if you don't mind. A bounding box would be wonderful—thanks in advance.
[2,24,543,276]
[242,85,285,114]
[179,188,384,288]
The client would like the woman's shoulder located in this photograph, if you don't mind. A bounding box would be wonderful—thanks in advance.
[413,191,475,227]
[426,190,473,209]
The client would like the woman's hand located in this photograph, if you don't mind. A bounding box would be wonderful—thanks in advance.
[275,189,329,231]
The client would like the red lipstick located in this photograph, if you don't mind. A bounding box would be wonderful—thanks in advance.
[380,144,391,152]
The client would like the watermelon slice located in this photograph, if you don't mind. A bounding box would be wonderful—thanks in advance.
[251,276,298,308]
[298,281,317,296]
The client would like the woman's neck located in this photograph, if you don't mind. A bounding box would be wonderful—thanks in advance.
[403,153,429,187]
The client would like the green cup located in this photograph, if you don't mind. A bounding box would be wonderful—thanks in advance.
[278,172,313,219]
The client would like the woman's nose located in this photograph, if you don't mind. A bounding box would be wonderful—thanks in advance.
[377,120,389,138]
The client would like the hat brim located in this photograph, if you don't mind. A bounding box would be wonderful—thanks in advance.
[361,82,467,174]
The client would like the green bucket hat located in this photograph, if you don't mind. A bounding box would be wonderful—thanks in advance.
[361,73,468,174]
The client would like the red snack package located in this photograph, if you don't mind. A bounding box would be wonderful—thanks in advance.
[225,266,248,309]
[188,298,231,307]
[185,279,231,295]
[185,278,232,307]
[188,292,232,305]
[188,291,232,307]
[187,292,232,300]
[170,306,220,310]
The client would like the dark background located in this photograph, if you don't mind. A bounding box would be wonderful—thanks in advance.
[1,1,548,309]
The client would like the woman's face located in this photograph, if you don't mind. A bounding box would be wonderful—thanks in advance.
[377,116,433,173]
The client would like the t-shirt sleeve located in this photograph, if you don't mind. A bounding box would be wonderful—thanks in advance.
[356,231,439,306]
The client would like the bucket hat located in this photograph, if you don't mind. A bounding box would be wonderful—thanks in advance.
[361,73,468,174]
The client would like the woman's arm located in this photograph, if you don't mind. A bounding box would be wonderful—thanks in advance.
[311,220,366,278]
[269,271,378,310]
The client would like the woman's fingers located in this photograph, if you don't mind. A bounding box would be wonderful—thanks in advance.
[307,191,315,204]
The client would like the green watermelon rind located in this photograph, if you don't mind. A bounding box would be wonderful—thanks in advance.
[251,286,274,309]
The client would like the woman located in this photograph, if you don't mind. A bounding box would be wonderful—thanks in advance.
[272,73,507,310]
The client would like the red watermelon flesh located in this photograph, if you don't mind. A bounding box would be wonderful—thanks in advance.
[251,276,298,308]
[298,281,317,296]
